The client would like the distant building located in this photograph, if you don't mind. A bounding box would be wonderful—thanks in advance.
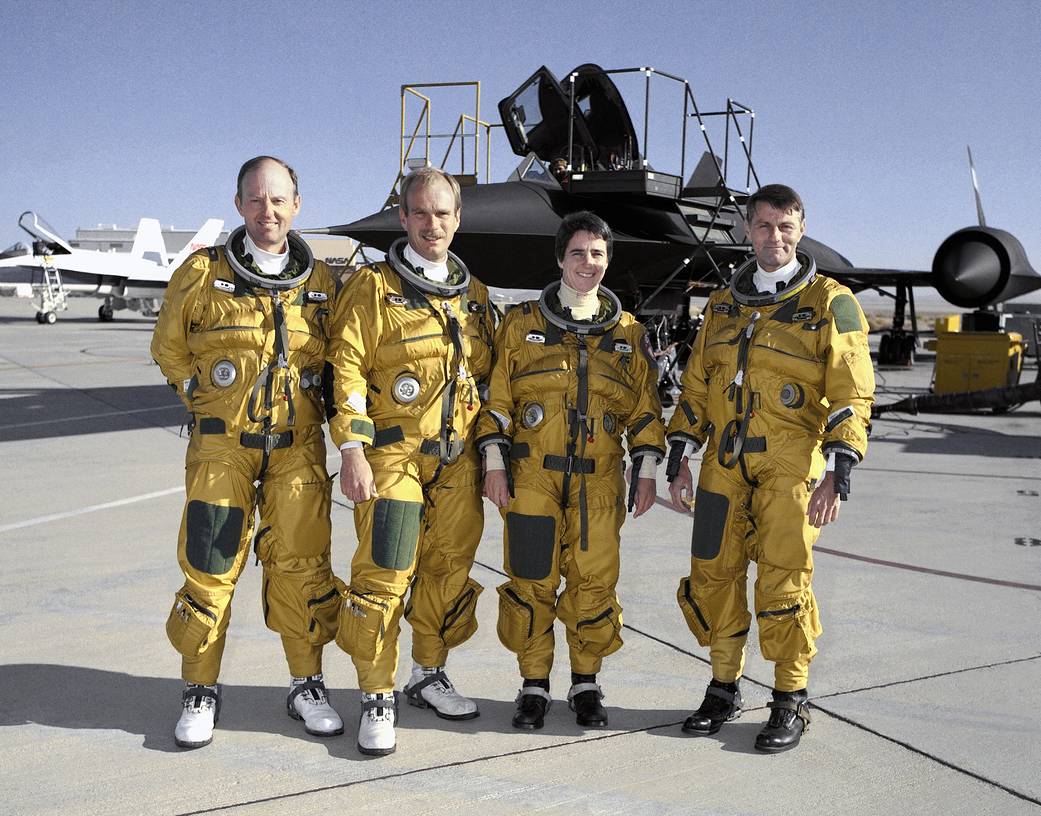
[70,224,358,278]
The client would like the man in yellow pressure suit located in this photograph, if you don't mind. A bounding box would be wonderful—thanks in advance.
[327,166,496,756]
[153,156,343,749]
[667,184,874,752]
[480,211,665,730]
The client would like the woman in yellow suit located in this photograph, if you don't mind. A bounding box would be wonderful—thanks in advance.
[481,212,665,730]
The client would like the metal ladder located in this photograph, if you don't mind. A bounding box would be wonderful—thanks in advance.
[34,255,69,319]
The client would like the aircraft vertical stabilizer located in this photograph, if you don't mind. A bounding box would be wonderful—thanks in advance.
[130,218,168,266]
[169,219,224,269]
[968,146,986,227]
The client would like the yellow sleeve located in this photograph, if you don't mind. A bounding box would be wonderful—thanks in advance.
[475,307,521,450]
[150,253,208,411]
[326,267,384,447]
[821,287,875,461]
[624,322,666,459]
[665,296,716,449]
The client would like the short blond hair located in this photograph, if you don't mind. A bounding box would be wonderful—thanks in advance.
[399,167,461,214]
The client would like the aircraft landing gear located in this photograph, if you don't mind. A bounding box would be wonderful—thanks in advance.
[98,303,115,322]
[36,310,57,324]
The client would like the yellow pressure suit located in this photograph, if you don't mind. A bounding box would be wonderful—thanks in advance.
[477,283,665,678]
[667,253,874,691]
[327,239,495,692]
[152,229,341,685]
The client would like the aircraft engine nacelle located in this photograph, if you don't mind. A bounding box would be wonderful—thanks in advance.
[931,226,1041,308]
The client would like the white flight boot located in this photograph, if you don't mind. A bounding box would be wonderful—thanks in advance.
[174,683,220,749]
[287,674,344,736]
[403,663,479,720]
[357,692,397,756]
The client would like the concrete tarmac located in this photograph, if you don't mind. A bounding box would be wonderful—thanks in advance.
[1,296,1039,815]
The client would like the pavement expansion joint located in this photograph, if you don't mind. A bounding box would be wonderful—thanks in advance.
[815,652,1041,702]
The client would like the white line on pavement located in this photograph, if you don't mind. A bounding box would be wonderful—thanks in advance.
[0,486,184,533]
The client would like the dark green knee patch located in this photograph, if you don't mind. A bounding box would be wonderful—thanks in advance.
[186,500,244,574]
[691,488,728,560]
[371,498,423,571]
[506,512,555,580]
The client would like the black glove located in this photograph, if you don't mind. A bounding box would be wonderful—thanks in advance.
[833,453,853,500]
[628,455,643,512]
[665,441,686,483]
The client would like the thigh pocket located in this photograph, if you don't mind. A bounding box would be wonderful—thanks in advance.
[505,512,556,580]
[438,577,484,649]
[496,582,536,654]
[263,478,332,560]
[676,576,712,646]
[336,588,393,662]
[166,588,218,657]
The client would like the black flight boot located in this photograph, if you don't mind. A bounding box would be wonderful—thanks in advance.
[568,672,607,728]
[512,679,551,730]
[682,678,742,735]
[755,688,810,753]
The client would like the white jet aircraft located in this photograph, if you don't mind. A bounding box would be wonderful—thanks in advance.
[0,211,224,323]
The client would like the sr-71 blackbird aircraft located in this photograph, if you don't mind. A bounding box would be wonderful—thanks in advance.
[0,211,224,323]
[319,64,1041,366]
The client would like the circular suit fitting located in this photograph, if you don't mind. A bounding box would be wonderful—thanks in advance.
[779,383,805,408]
[393,374,421,404]
[300,368,322,390]
[602,413,616,434]
[522,402,545,429]
[729,250,817,307]
[211,359,237,387]
[537,280,622,336]
[224,226,314,291]
[386,237,470,298]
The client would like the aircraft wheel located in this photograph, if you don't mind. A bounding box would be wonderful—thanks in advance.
[35,311,44,323]
[98,305,114,322]
[43,311,57,325]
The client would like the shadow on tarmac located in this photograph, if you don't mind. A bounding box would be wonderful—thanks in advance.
[0,385,187,442]
[869,417,1041,457]
[0,664,701,759]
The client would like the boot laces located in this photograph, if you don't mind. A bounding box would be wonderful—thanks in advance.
[292,674,329,705]
[364,693,393,723]
[184,686,217,714]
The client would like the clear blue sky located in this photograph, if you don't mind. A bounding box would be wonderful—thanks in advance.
[1,0,1039,273]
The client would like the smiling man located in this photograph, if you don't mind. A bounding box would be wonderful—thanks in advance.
[665,184,875,752]
[327,167,497,756]
[152,156,344,750]
[479,211,665,731]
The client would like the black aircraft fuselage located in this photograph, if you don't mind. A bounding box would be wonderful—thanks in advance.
[325,64,1041,319]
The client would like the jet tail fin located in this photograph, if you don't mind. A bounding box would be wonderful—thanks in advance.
[967,145,987,227]
[682,151,729,197]
[169,219,224,269]
[130,218,169,266]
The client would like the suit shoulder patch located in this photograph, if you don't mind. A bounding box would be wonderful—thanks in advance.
[829,294,864,333]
